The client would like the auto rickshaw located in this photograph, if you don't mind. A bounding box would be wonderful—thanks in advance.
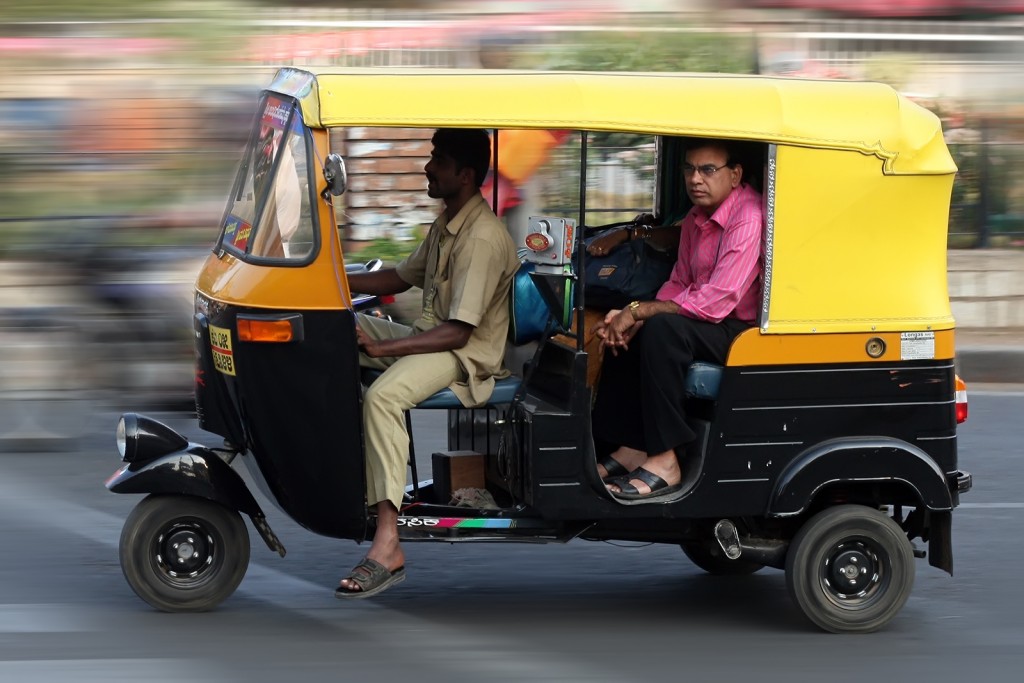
[106,67,972,633]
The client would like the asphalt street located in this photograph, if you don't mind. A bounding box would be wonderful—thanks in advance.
[0,390,1022,682]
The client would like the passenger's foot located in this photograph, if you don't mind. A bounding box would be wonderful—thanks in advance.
[596,454,629,480]
[606,451,681,500]
[609,467,682,500]
[596,446,647,480]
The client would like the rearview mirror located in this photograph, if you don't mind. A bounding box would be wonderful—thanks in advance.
[323,153,348,196]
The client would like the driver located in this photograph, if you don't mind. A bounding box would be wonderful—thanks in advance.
[338,128,519,598]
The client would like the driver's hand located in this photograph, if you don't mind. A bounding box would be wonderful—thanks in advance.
[355,325,383,358]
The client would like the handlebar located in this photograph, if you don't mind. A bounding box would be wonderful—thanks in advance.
[344,258,383,275]
[345,258,388,312]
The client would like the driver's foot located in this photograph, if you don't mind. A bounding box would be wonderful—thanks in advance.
[339,545,404,593]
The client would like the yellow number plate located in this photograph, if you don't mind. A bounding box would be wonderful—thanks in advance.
[209,324,236,376]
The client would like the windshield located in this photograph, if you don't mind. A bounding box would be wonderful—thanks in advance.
[219,95,316,262]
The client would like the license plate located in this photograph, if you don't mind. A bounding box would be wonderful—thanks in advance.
[209,324,236,376]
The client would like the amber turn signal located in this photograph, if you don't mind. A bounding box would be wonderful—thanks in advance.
[237,317,295,343]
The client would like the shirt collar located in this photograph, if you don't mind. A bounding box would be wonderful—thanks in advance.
[442,192,487,236]
[693,182,749,232]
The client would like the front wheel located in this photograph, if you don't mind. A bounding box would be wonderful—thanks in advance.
[119,494,250,612]
[785,505,915,633]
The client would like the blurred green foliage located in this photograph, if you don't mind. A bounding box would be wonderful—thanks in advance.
[348,235,419,265]
[0,0,237,22]
[863,54,919,93]
[542,28,757,75]
[540,29,756,151]
[918,97,1024,245]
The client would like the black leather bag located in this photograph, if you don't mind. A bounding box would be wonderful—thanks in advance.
[583,229,676,310]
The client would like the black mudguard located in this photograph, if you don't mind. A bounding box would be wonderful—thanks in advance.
[769,436,954,516]
[106,445,263,517]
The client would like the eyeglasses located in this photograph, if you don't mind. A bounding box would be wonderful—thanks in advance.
[682,163,731,178]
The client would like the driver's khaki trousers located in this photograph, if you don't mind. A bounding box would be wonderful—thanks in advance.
[356,314,465,510]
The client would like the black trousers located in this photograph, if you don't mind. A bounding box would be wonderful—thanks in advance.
[591,313,750,455]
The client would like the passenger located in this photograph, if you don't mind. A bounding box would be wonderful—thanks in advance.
[591,138,763,501]
[338,128,520,597]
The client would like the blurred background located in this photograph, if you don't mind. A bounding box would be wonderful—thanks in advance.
[1,0,1022,449]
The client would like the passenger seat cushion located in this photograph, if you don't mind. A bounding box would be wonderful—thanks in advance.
[685,361,723,400]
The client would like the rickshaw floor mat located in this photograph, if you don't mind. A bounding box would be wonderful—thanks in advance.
[609,467,683,501]
[335,558,407,600]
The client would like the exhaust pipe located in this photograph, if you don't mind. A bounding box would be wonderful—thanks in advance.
[714,519,788,569]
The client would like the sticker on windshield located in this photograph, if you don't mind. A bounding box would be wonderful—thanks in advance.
[900,331,935,360]
[209,324,236,376]
[225,215,252,252]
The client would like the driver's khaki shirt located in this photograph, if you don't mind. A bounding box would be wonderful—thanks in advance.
[396,192,519,407]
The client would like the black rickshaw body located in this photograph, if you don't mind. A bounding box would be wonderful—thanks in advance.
[106,67,971,631]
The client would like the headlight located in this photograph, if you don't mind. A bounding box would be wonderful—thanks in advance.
[116,413,189,463]
[116,416,128,458]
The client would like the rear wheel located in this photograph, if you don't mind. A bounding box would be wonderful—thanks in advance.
[681,541,764,576]
[785,504,914,633]
[119,494,250,612]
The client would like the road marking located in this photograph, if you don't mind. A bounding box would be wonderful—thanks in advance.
[0,659,229,682]
[0,605,90,633]
[959,503,1024,509]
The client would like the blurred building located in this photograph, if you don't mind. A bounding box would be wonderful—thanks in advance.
[0,1,1021,439]
[731,1,1024,17]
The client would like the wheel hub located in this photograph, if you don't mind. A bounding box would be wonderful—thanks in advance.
[157,524,213,578]
[823,541,881,599]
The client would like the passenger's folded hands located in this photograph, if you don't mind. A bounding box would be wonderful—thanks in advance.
[598,310,642,355]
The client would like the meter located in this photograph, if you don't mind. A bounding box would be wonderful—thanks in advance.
[522,216,577,268]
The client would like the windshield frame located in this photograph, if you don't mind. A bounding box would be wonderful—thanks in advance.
[215,93,320,266]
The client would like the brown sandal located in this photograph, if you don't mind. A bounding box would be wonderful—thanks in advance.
[335,558,406,599]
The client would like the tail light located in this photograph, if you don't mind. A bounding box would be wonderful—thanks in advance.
[955,375,968,424]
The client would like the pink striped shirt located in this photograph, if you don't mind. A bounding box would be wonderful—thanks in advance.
[656,182,763,324]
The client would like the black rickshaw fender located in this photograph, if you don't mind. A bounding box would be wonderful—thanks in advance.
[768,436,954,517]
[106,445,263,518]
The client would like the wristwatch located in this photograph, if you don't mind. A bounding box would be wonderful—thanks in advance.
[628,300,641,320]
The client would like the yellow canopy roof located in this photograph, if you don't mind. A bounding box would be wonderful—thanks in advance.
[268,66,954,176]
